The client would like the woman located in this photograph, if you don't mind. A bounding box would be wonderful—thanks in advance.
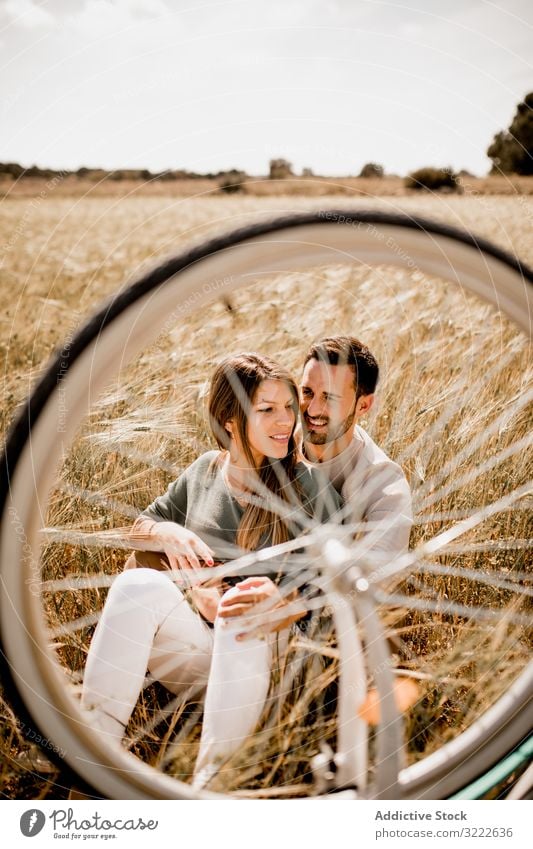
[81,352,341,788]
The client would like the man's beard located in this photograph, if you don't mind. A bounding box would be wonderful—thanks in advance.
[302,408,356,446]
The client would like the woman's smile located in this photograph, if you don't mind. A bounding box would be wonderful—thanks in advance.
[243,378,297,462]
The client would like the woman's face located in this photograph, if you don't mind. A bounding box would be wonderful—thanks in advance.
[237,379,297,465]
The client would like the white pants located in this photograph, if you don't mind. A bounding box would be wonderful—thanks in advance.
[81,569,274,779]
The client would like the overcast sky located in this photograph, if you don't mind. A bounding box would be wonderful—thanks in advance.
[1,0,531,176]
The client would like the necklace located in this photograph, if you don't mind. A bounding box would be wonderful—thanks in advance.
[222,456,253,505]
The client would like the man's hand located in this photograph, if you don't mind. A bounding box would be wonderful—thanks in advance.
[218,576,307,639]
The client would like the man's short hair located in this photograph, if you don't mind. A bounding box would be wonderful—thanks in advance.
[304,335,379,398]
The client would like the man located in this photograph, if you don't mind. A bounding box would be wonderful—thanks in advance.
[299,335,412,563]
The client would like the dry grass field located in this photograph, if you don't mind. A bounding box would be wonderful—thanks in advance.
[0,181,531,798]
[2,173,533,201]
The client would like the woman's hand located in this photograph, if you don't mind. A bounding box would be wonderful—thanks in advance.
[133,519,215,571]
[217,576,306,638]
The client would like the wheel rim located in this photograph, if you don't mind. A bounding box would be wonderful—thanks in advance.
[1,210,531,799]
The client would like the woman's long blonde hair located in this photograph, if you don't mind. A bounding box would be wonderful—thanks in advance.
[208,352,306,551]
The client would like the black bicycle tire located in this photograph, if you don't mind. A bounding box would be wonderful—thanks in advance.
[1,210,531,799]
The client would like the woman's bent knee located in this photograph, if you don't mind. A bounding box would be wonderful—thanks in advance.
[108,568,178,604]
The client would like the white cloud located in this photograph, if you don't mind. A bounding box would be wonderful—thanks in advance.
[398,22,423,39]
[2,0,54,28]
[65,0,168,36]
[121,0,168,15]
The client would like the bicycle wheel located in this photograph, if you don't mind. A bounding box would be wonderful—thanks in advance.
[1,210,531,799]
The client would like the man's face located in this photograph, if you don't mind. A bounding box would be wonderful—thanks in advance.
[300,359,358,445]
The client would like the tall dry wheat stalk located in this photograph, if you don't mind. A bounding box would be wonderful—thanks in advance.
[1,193,531,797]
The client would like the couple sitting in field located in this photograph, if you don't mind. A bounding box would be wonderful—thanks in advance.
[81,335,412,789]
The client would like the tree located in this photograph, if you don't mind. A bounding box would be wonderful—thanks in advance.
[405,167,460,192]
[269,158,293,179]
[218,170,248,193]
[487,93,533,175]
[359,162,384,178]
[0,162,25,178]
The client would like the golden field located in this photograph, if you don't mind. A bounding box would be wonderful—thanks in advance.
[0,181,531,798]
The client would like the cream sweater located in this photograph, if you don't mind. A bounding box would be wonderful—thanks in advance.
[302,426,413,559]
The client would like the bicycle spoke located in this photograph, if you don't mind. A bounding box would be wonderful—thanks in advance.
[376,589,532,627]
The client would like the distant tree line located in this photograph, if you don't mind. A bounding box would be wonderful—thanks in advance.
[0,164,254,182]
[2,94,531,188]
[0,162,67,179]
